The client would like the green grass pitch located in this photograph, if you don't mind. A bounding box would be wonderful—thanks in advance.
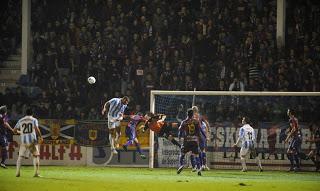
[0,166,319,191]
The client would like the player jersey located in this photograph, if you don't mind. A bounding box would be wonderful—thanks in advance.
[239,124,256,148]
[179,118,201,142]
[107,98,127,118]
[0,114,8,136]
[147,120,164,134]
[200,121,207,139]
[127,115,145,129]
[14,116,39,144]
[289,117,301,137]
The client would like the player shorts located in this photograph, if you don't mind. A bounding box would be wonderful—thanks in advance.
[240,141,256,157]
[181,141,200,155]
[125,126,136,141]
[108,115,120,129]
[0,135,8,147]
[18,143,39,157]
[287,136,302,153]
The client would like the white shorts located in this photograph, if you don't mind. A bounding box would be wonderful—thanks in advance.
[19,143,40,157]
[240,142,256,157]
[108,116,121,129]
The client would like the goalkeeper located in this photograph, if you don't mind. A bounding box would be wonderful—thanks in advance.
[143,112,181,147]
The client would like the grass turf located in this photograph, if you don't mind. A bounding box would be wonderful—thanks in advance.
[0,166,319,191]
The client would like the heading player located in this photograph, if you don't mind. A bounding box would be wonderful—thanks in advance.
[234,117,263,172]
[102,96,129,154]
[14,108,43,177]
[177,108,202,176]
[285,109,302,172]
[0,105,14,169]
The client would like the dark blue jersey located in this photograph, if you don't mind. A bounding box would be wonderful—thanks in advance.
[289,117,301,137]
[127,115,145,130]
[179,118,201,142]
[0,114,8,136]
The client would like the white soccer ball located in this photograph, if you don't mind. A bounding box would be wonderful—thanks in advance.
[87,76,96,84]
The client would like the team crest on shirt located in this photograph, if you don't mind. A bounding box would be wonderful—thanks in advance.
[89,129,97,141]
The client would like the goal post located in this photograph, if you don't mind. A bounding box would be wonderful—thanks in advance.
[149,90,320,170]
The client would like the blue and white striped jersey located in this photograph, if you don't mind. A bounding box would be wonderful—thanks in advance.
[14,116,38,144]
[107,98,127,118]
[239,124,256,148]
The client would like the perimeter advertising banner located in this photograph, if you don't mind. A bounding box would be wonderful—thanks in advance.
[3,119,149,166]
[157,122,316,170]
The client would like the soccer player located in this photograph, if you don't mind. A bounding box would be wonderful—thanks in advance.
[0,105,14,168]
[177,108,202,176]
[233,117,263,172]
[285,109,302,172]
[192,106,210,171]
[122,113,147,159]
[14,108,43,177]
[143,112,181,147]
[306,122,320,171]
[102,96,129,154]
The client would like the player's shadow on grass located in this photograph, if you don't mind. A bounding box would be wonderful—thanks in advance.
[39,177,83,182]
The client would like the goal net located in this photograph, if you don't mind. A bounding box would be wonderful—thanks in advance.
[149,91,320,171]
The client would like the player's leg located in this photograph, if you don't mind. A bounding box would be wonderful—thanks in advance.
[190,154,196,172]
[167,134,181,147]
[162,124,180,147]
[133,138,146,159]
[192,143,202,176]
[108,120,118,154]
[251,146,263,172]
[292,137,301,171]
[123,127,133,151]
[177,143,187,174]
[287,141,295,171]
[240,146,248,172]
[16,145,27,177]
[115,121,121,149]
[0,136,8,168]
[199,139,209,171]
[31,144,41,177]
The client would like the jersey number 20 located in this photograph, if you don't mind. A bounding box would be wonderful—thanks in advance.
[22,123,33,134]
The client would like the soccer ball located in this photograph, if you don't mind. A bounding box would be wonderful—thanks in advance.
[87,76,96,84]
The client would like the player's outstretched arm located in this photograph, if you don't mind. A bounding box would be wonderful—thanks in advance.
[101,102,110,115]
[4,121,14,133]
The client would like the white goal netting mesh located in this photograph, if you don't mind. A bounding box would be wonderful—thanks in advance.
[152,92,320,170]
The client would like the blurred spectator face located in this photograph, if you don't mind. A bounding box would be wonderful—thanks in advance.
[133,33,139,41]
[141,6,147,14]
[146,74,153,81]
[156,7,161,14]
[141,16,146,23]
[198,73,204,80]
[165,62,170,70]
[57,104,62,110]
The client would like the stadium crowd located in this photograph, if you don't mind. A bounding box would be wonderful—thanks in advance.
[0,0,319,121]
[0,0,21,63]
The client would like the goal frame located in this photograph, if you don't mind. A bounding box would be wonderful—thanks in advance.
[149,90,320,168]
